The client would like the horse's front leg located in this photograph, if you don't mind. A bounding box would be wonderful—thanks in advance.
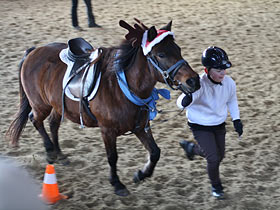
[133,128,160,183]
[101,128,129,196]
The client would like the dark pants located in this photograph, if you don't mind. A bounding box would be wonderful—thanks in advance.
[71,0,95,27]
[191,128,226,187]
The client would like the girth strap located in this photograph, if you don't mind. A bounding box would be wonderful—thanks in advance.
[61,62,90,123]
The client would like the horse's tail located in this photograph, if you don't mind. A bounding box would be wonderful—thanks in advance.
[6,47,35,146]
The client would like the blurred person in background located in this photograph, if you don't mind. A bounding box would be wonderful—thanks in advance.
[0,157,47,210]
[71,0,101,30]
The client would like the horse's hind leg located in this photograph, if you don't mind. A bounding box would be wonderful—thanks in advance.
[48,109,69,165]
[101,128,130,196]
[29,108,57,163]
[133,128,160,183]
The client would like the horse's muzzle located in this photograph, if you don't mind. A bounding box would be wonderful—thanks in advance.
[181,76,200,94]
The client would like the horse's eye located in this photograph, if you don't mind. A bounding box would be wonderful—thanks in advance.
[157,53,166,58]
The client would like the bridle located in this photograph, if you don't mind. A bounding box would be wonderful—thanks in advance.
[146,54,190,95]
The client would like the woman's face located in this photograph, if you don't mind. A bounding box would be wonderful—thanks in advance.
[209,68,226,83]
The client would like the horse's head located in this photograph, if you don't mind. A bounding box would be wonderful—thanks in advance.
[119,19,200,94]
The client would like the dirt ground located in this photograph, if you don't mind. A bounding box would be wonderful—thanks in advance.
[0,0,280,209]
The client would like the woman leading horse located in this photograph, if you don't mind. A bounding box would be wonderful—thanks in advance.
[6,18,200,196]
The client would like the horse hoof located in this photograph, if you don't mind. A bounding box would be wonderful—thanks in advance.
[113,182,130,196]
[133,170,144,183]
[115,188,130,196]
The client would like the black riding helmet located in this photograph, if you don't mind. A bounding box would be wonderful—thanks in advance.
[201,46,232,70]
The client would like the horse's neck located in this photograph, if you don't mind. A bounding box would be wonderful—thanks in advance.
[126,53,157,99]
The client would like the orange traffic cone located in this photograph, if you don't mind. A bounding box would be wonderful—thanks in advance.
[40,164,68,204]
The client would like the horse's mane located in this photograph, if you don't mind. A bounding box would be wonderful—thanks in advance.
[100,39,139,76]
[117,39,139,72]
[104,19,148,73]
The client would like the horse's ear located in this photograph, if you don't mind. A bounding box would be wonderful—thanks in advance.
[147,26,157,42]
[160,21,172,31]
[119,19,145,47]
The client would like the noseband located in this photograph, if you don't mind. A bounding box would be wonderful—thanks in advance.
[146,55,188,92]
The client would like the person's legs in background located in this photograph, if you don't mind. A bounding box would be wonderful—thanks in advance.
[84,0,101,27]
[71,0,79,28]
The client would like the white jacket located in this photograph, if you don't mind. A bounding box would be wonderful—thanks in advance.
[177,73,240,126]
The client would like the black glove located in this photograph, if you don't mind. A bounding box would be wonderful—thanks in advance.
[233,119,243,136]
[181,93,192,107]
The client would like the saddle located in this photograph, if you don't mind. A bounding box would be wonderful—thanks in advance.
[60,37,103,127]
[66,38,98,99]
[67,37,94,75]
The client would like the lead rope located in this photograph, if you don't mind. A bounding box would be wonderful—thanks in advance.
[149,108,185,129]
[122,108,185,136]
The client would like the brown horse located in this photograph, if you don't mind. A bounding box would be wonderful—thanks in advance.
[6,19,200,196]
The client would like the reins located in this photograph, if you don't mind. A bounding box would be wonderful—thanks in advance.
[149,108,185,128]
[122,108,185,136]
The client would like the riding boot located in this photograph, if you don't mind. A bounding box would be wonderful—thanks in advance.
[179,140,195,160]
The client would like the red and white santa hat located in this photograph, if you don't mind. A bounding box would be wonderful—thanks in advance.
[141,29,175,56]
